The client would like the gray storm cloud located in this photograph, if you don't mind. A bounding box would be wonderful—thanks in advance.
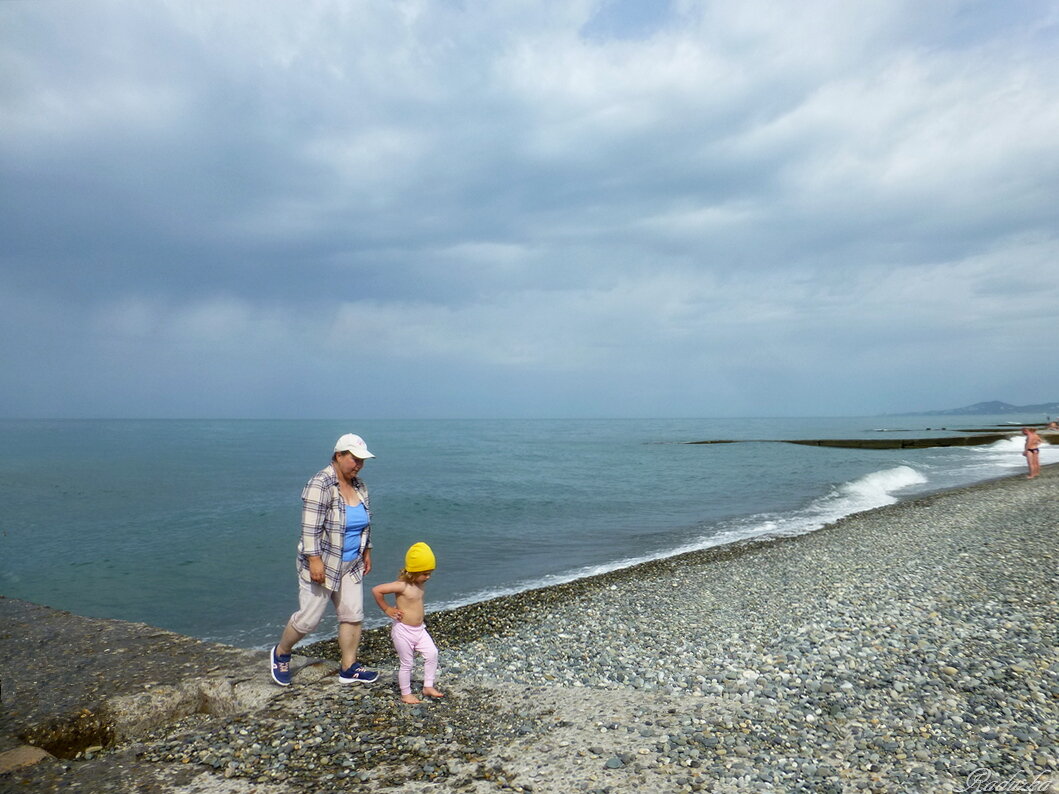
[1,0,1057,417]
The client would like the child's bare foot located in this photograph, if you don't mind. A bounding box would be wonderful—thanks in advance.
[400,694,422,705]
[422,686,445,698]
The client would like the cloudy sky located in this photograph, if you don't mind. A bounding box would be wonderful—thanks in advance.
[2,0,1057,419]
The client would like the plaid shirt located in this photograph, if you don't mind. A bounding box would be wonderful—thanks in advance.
[296,464,372,592]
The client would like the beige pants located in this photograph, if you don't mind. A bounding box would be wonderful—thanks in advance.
[288,564,364,634]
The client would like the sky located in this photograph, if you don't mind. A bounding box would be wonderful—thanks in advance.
[1,0,1058,419]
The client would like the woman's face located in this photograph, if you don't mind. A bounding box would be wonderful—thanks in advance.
[335,451,366,480]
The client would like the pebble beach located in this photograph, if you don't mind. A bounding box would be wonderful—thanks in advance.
[3,466,1057,794]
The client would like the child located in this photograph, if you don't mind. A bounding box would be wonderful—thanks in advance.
[371,542,445,704]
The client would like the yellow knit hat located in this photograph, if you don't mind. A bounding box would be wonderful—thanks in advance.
[404,542,436,573]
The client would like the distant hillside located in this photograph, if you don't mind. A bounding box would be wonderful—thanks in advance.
[907,400,1059,416]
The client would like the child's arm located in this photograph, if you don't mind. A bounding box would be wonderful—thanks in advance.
[371,581,406,621]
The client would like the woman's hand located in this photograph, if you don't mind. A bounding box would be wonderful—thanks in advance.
[308,556,326,584]
[362,549,373,575]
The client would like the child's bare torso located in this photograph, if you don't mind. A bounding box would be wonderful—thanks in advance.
[396,583,426,626]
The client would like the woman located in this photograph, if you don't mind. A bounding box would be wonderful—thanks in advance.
[270,433,380,686]
[1022,427,1042,480]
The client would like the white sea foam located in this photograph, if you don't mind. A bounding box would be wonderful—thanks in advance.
[421,465,931,620]
[972,436,1028,459]
[956,435,1057,476]
[438,442,1056,618]
[706,465,929,546]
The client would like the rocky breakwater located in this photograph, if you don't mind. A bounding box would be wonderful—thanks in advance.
[686,428,1059,449]
[0,597,337,787]
[0,597,558,793]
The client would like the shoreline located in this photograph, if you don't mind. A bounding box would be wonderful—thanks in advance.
[2,466,1056,793]
[306,466,1048,662]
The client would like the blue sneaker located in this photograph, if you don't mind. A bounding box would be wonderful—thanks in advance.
[270,645,292,686]
[338,662,379,684]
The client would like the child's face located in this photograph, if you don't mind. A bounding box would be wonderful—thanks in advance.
[414,570,433,585]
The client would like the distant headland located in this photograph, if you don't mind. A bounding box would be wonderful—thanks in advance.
[889,400,1059,417]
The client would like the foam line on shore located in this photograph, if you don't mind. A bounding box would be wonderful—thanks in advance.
[324,463,1056,661]
[354,460,1040,634]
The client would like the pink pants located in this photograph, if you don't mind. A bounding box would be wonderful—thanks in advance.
[390,622,438,695]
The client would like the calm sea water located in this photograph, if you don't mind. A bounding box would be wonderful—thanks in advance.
[0,416,1051,648]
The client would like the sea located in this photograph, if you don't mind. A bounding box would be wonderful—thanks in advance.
[1,416,1053,649]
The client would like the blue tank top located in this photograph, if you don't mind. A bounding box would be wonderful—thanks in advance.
[341,502,369,563]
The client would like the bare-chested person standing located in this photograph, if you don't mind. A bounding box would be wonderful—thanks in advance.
[372,542,445,704]
[1022,427,1042,479]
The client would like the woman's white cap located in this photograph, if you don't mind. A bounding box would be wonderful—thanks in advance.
[334,433,375,459]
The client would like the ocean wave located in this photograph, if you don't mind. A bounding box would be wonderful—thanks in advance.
[960,435,1058,471]
[421,465,930,620]
[706,465,928,545]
